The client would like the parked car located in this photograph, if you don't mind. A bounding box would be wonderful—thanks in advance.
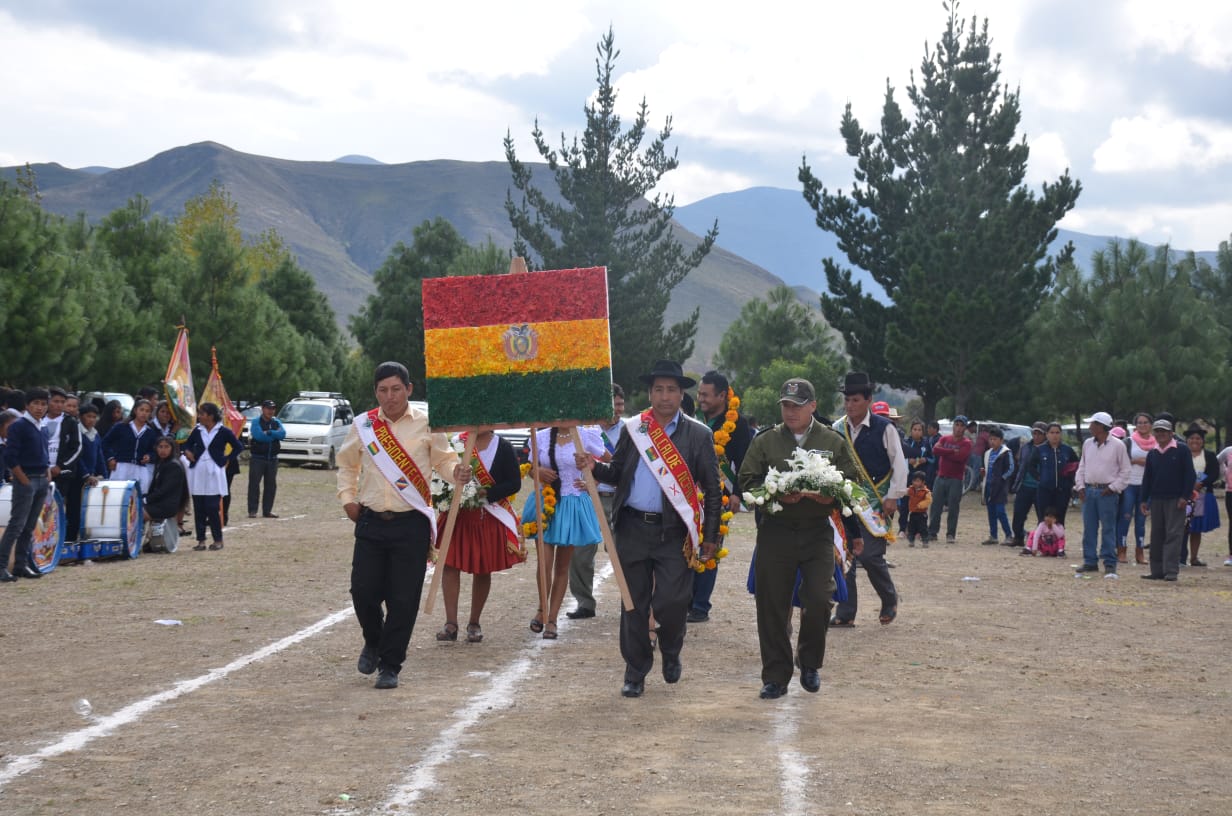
[79,390,135,416]
[494,427,531,464]
[276,392,354,469]
[238,404,263,446]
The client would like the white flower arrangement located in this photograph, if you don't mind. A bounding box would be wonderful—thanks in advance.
[743,447,868,518]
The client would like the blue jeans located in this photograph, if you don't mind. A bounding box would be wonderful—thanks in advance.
[1117,484,1146,548]
[1082,488,1120,568]
[987,502,1011,539]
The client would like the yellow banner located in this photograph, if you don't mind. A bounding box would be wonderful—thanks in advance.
[424,318,610,379]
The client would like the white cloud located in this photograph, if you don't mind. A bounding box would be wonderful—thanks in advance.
[1026,132,1073,184]
[1093,107,1232,173]
[1062,201,1232,250]
[656,162,757,207]
[1123,0,1232,70]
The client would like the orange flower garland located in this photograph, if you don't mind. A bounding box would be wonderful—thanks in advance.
[712,388,740,458]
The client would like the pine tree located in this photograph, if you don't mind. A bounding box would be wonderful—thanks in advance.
[799,2,1080,418]
[504,27,716,392]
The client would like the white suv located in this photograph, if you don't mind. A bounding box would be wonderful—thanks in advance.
[276,392,354,469]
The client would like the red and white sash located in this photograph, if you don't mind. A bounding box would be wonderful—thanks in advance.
[356,407,436,540]
[463,433,520,549]
[626,410,702,554]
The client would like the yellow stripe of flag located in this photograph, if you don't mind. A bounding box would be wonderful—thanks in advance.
[424,318,610,379]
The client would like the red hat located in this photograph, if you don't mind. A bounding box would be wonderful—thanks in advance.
[871,400,890,416]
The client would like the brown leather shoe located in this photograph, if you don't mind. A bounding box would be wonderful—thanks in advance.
[1135,548,1147,565]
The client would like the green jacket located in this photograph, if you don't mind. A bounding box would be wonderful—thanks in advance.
[738,420,858,524]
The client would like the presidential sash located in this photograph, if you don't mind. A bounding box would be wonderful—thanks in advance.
[464,433,523,559]
[356,408,436,539]
[626,411,702,555]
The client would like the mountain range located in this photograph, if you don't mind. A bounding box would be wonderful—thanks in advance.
[6,142,1217,371]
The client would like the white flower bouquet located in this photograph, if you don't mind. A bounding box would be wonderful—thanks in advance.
[430,475,484,513]
[742,447,889,537]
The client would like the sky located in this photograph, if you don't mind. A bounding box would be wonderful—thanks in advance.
[2,0,1232,250]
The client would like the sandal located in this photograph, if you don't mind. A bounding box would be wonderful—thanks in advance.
[466,623,483,643]
[879,607,897,625]
[193,543,207,551]
[208,542,224,551]
[830,617,855,628]
[436,622,458,642]
[542,622,558,640]
[529,616,544,634]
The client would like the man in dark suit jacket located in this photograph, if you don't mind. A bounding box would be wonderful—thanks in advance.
[581,360,722,698]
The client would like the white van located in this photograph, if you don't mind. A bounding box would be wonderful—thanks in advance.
[276,392,354,469]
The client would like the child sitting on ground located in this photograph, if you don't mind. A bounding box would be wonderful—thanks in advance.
[906,471,932,547]
[1023,508,1066,557]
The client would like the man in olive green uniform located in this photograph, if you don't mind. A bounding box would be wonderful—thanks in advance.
[739,378,860,700]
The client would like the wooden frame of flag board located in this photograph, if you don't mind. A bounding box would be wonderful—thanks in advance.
[421,258,633,614]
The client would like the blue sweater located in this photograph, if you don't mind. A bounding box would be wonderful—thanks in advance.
[103,422,159,465]
[3,414,50,473]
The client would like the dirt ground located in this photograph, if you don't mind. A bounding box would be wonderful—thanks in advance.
[1,466,1230,816]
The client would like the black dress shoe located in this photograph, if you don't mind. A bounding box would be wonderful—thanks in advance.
[0,568,16,583]
[1140,574,1164,581]
[565,607,595,619]
[374,669,399,689]
[759,682,789,700]
[16,564,42,579]
[662,656,682,684]
[357,645,378,675]
[263,513,279,519]
[800,667,821,693]
[686,609,709,623]
[621,679,644,698]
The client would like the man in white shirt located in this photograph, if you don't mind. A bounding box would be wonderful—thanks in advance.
[1074,411,1131,578]
[831,372,907,627]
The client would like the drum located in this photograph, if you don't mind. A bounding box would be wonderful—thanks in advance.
[32,485,65,573]
[79,480,145,560]
[145,520,178,554]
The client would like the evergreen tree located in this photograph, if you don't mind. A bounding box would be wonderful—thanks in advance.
[713,286,846,423]
[799,3,1080,418]
[504,27,716,392]
[1027,240,1231,420]
[350,218,505,392]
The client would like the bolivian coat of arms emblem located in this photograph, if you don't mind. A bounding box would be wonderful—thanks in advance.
[502,323,539,361]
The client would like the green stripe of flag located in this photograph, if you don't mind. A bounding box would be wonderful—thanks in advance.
[426,368,613,430]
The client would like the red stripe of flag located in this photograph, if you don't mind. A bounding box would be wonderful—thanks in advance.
[423,267,608,330]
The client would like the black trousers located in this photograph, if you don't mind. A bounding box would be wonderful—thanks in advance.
[615,511,693,683]
[247,458,279,516]
[753,517,834,685]
[192,494,224,543]
[835,518,898,620]
[350,511,430,675]
[1011,486,1038,542]
[57,474,83,541]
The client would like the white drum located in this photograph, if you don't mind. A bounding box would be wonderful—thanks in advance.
[81,479,145,559]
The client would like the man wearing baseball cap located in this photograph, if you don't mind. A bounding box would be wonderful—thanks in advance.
[1074,411,1131,577]
[247,399,286,519]
[928,415,973,543]
[1009,422,1049,548]
[739,377,858,699]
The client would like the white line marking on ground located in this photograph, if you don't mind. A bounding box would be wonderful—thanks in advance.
[0,607,353,791]
[775,711,809,816]
[380,561,615,813]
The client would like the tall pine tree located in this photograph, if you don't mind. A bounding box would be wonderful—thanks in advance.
[800,3,1080,418]
[504,27,716,392]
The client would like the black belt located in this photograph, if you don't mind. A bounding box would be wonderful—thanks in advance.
[362,507,416,522]
[623,507,666,525]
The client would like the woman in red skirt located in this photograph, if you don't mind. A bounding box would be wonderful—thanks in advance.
[436,429,525,643]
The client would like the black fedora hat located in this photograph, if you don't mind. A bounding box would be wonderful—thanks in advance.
[639,359,696,389]
[839,371,874,394]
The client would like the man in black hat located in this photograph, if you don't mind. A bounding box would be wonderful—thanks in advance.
[247,399,286,519]
[579,360,721,698]
[739,377,859,699]
[831,372,905,627]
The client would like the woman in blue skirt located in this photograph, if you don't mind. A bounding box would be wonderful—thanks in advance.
[1184,424,1221,567]
[522,425,604,639]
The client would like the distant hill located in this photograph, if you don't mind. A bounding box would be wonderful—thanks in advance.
[674,186,1221,300]
[333,155,385,165]
[3,142,797,371]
